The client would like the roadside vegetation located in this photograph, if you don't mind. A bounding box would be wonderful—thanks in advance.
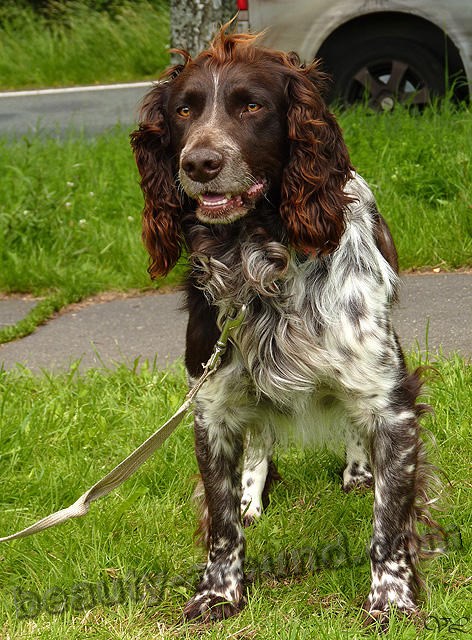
[0,126,184,344]
[342,103,472,270]
[0,0,169,90]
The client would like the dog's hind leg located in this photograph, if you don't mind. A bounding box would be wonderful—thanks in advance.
[342,425,373,492]
[241,433,280,526]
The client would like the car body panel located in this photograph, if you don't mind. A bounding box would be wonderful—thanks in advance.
[239,0,472,84]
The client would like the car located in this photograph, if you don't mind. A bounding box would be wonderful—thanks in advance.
[236,0,472,109]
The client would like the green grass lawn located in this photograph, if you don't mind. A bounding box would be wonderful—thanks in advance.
[342,105,472,271]
[0,354,470,639]
[0,127,148,296]
[0,1,169,90]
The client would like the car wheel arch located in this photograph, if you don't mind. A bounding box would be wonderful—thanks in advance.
[315,10,468,105]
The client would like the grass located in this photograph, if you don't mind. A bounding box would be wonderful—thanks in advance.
[0,127,147,296]
[0,126,186,343]
[0,1,169,90]
[0,352,470,639]
[341,103,472,270]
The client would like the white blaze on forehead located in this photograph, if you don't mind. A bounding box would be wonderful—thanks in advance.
[209,70,222,127]
[178,67,255,197]
[180,69,241,158]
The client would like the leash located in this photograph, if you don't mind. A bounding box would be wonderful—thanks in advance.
[0,305,246,543]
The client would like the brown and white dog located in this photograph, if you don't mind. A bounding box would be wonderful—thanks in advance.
[131,27,437,626]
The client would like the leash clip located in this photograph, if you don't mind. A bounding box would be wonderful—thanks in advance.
[206,305,246,372]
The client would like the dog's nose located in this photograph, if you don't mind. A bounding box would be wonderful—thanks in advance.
[181,149,223,183]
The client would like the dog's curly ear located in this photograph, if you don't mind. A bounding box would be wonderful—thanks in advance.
[280,58,354,257]
[130,81,182,279]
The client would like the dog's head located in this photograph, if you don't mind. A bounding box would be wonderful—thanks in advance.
[131,27,353,278]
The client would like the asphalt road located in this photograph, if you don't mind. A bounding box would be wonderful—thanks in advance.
[0,273,470,373]
[0,82,153,136]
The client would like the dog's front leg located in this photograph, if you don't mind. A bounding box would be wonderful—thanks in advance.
[364,394,424,626]
[184,406,246,622]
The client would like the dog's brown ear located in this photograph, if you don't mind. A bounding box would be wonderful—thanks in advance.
[280,59,354,257]
[130,82,182,279]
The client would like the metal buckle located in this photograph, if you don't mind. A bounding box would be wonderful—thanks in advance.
[205,305,247,372]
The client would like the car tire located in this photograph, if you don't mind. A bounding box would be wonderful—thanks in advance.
[324,37,445,109]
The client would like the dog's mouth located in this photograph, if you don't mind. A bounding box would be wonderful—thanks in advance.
[194,181,266,223]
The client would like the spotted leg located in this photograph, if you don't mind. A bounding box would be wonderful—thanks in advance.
[342,426,373,492]
[184,406,246,622]
[241,456,268,526]
[241,432,279,527]
[363,375,425,626]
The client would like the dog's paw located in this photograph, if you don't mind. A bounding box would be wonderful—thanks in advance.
[241,495,262,527]
[362,584,418,630]
[342,462,373,492]
[362,604,391,631]
[183,591,245,622]
[362,602,420,632]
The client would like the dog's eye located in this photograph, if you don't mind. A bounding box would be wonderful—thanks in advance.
[177,106,191,118]
[246,103,261,112]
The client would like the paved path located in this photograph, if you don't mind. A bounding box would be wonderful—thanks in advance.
[0,82,152,137]
[0,273,470,373]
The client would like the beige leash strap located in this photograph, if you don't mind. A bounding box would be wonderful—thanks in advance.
[0,306,246,543]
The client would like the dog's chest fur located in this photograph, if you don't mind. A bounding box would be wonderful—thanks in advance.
[191,175,400,429]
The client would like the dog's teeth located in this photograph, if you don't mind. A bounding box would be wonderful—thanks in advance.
[202,195,230,206]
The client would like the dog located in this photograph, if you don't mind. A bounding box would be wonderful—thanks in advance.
[130,26,436,625]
